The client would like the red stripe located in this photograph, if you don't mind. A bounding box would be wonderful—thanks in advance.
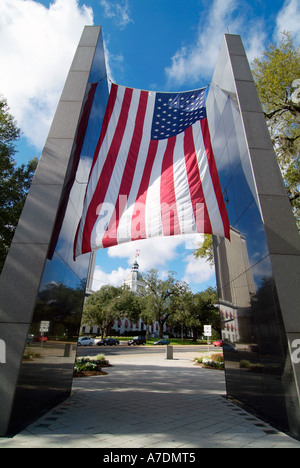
[89,83,118,178]
[131,139,158,240]
[184,125,212,234]
[200,118,230,240]
[102,90,149,248]
[160,136,181,236]
[81,86,133,254]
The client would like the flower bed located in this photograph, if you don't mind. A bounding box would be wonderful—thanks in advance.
[74,354,111,377]
[194,353,224,370]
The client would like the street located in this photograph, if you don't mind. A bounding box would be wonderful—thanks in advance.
[76,343,219,358]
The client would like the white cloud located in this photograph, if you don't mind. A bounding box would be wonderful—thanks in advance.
[92,265,130,290]
[107,236,185,271]
[183,253,215,286]
[93,234,212,290]
[103,36,124,83]
[0,0,94,150]
[91,233,215,292]
[107,235,205,272]
[165,0,266,86]
[100,0,133,29]
[275,0,300,44]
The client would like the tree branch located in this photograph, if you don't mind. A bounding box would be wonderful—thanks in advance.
[290,193,300,202]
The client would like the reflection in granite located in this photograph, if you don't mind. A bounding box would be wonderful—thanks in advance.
[209,36,300,438]
[8,29,109,435]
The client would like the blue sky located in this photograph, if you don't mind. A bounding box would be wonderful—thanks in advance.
[1,0,299,292]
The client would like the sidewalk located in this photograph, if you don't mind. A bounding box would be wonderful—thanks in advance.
[1,350,300,448]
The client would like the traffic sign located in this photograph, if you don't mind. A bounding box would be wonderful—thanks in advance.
[40,321,50,332]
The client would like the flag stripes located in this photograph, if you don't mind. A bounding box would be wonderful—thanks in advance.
[74,83,230,259]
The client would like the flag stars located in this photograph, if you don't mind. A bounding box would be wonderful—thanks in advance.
[151,88,207,140]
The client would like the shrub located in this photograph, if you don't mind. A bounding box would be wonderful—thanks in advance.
[74,355,111,374]
[240,359,251,369]
[23,351,42,360]
[85,354,110,366]
[74,360,99,373]
[194,354,224,369]
[211,353,224,363]
[74,359,101,373]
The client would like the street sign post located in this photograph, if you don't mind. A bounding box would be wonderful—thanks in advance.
[204,325,212,336]
[204,325,212,351]
[40,321,50,332]
[39,321,50,347]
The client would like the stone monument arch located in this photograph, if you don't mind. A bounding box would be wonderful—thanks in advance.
[0,27,299,439]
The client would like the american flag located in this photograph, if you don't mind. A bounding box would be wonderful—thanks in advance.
[74,83,230,258]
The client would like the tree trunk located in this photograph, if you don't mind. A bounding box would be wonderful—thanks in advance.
[192,327,198,342]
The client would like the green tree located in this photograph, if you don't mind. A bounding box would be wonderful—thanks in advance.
[142,269,185,338]
[35,280,86,338]
[170,286,220,341]
[192,287,220,340]
[138,294,155,340]
[252,31,300,228]
[0,96,38,273]
[193,234,214,267]
[83,285,140,338]
[166,283,193,341]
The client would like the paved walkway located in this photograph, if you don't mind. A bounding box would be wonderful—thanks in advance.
[1,350,300,448]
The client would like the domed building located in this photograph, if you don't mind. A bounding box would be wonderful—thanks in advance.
[80,257,166,337]
[123,260,144,294]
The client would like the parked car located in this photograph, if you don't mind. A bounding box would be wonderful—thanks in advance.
[154,339,170,345]
[97,338,120,346]
[27,334,34,344]
[222,342,238,352]
[213,340,222,347]
[93,337,103,346]
[77,336,94,346]
[95,339,105,346]
[128,336,146,346]
[36,336,48,342]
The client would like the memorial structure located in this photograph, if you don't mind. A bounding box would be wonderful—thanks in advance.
[207,36,300,437]
[0,26,299,439]
[0,26,109,436]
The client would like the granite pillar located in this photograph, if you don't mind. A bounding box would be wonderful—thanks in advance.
[208,34,300,439]
[0,26,109,436]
